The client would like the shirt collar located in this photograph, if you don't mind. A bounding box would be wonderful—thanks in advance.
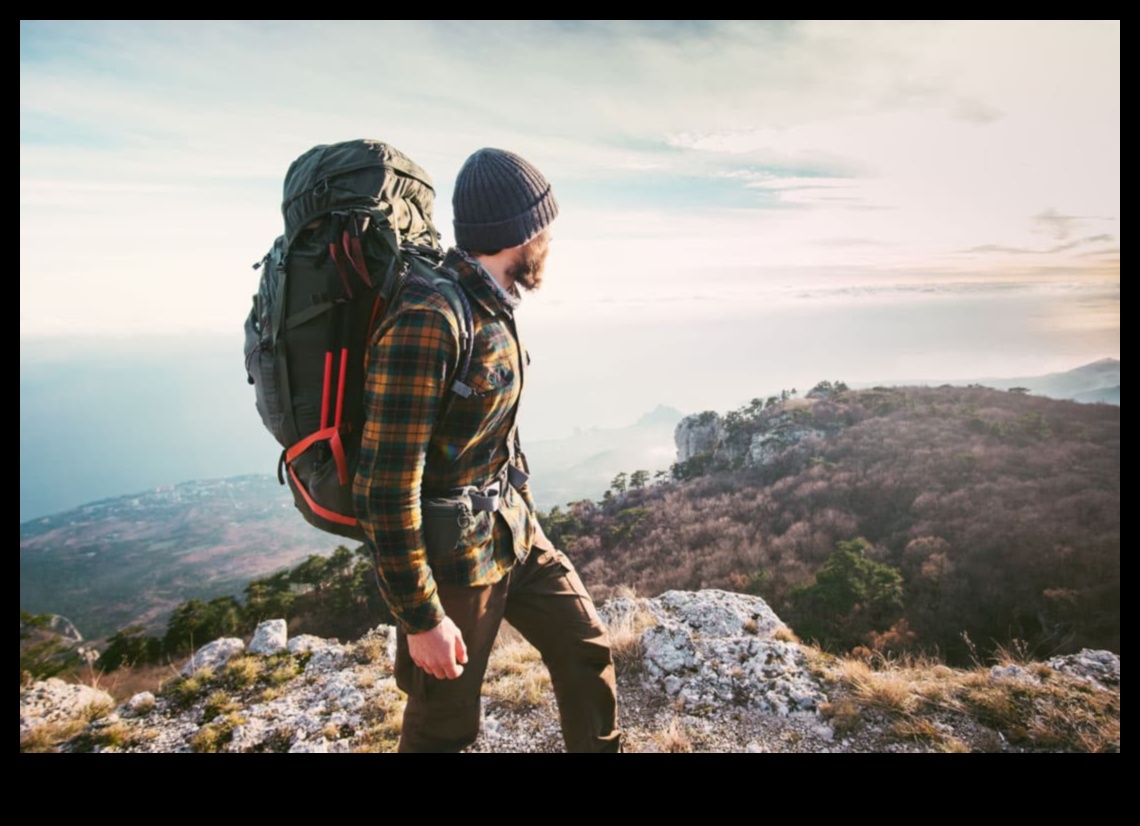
[445,247,521,317]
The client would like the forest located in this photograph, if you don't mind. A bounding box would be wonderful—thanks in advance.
[543,384,1119,663]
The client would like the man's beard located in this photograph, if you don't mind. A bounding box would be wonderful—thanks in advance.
[506,233,550,292]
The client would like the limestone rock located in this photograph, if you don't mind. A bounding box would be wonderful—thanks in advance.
[249,619,288,655]
[181,637,244,675]
[674,412,723,463]
[20,678,114,739]
[640,590,827,715]
[1048,648,1120,689]
[125,691,156,716]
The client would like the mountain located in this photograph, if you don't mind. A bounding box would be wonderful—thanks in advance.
[18,403,683,642]
[524,405,683,509]
[20,476,337,640]
[554,384,1119,664]
[868,358,1120,403]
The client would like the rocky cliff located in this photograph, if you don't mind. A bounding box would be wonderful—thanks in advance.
[675,401,830,469]
[21,591,1120,753]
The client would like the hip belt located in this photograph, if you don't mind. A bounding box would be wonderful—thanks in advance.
[421,463,530,556]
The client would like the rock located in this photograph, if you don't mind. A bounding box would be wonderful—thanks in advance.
[20,678,114,739]
[22,590,1116,754]
[1047,649,1120,689]
[125,691,156,716]
[229,717,271,752]
[991,663,1033,681]
[181,637,244,675]
[287,634,328,654]
[749,427,825,464]
[639,590,828,715]
[675,412,723,463]
[249,619,288,655]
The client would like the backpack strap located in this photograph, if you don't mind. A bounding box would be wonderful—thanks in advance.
[428,269,476,404]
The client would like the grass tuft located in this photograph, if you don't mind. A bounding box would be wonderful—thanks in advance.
[484,627,551,710]
[607,602,658,678]
[653,717,693,753]
[190,712,244,753]
[354,681,406,753]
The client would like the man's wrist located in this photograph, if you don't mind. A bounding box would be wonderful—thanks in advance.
[396,598,447,636]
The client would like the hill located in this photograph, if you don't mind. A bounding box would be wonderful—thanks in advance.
[872,358,1120,403]
[20,476,333,640]
[545,384,1119,664]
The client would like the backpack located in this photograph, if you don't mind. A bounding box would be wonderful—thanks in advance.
[244,139,476,541]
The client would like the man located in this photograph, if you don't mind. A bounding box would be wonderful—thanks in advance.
[353,148,620,753]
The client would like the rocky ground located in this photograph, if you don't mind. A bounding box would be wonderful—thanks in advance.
[20,590,1120,753]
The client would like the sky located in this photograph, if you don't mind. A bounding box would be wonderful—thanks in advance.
[19,21,1120,516]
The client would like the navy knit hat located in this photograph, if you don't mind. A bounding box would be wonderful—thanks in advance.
[452,148,559,252]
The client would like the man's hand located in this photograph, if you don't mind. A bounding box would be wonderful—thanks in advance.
[408,616,468,680]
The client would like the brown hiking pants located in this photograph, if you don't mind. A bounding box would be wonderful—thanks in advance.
[394,533,620,753]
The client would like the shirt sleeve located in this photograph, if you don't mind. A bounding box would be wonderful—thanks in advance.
[352,305,459,634]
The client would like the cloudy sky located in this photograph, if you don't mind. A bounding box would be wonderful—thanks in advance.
[21,20,1119,442]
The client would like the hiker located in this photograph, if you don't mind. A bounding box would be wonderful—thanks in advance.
[352,148,621,753]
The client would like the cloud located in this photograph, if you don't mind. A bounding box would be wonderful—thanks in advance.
[951,96,1006,124]
[20,21,1120,337]
[1032,207,1083,241]
[813,238,892,248]
[960,234,1115,257]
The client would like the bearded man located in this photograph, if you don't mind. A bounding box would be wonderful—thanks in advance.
[353,148,620,753]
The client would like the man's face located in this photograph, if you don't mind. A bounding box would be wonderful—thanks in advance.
[506,229,551,292]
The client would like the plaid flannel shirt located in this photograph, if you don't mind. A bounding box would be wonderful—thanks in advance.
[352,248,537,634]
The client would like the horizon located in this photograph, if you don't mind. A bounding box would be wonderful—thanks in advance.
[20,344,1118,524]
[21,21,1119,521]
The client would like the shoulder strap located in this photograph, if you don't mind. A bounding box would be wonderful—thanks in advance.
[430,270,476,402]
[395,252,477,415]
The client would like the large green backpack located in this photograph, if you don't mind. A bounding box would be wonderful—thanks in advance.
[244,140,475,540]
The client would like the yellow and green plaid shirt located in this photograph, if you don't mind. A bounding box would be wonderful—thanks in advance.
[352,249,536,633]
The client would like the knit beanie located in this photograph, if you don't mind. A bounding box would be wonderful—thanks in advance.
[452,148,559,252]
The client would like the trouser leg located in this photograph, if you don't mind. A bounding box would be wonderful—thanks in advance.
[504,545,621,753]
[395,578,508,753]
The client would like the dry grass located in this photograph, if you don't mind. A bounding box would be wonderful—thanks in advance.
[823,646,1120,753]
[20,720,86,753]
[611,584,640,600]
[20,681,117,753]
[961,675,1119,752]
[484,626,551,710]
[652,717,693,753]
[222,656,266,690]
[606,602,658,678]
[934,736,971,753]
[163,667,214,709]
[202,690,240,722]
[160,652,304,713]
[82,662,175,704]
[352,635,388,665]
[818,698,861,737]
[354,681,406,753]
[266,657,301,686]
[189,712,244,753]
[771,625,800,644]
[68,720,140,752]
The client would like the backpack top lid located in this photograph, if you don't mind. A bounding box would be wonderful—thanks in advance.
[281,139,439,250]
